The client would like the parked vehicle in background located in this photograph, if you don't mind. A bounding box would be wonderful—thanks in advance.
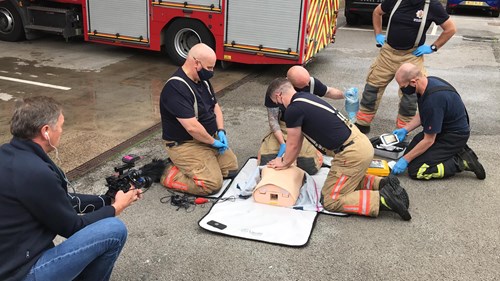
[345,0,383,25]
[0,0,340,65]
[446,0,499,17]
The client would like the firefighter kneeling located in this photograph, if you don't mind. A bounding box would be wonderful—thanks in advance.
[159,43,238,196]
[265,78,411,220]
[258,66,347,175]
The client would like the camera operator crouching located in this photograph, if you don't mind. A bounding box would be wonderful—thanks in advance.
[0,96,142,281]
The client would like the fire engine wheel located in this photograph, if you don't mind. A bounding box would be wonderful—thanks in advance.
[0,1,25,42]
[165,19,215,66]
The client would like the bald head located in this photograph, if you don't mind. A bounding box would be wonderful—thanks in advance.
[188,43,216,64]
[287,66,311,89]
[396,63,422,85]
[183,43,216,82]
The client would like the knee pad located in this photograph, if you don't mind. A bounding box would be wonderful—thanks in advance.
[360,84,379,111]
[297,157,320,175]
[399,93,418,116]
[259,154,275,166]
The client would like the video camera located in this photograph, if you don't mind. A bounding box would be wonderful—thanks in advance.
[105,154,153,198]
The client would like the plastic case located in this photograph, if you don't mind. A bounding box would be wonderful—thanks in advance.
[367,159,390,177]
[370,137,408,160]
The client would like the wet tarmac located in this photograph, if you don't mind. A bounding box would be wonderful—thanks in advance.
[1,12,500,281]
[0,37,253,172]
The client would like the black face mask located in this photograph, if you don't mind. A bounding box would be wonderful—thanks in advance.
[401,84,416,95]
[197,68,214,81]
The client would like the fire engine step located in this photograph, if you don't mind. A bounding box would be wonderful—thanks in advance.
[26,6,70,14]
[25,5,81,39]
[25,25,65,34]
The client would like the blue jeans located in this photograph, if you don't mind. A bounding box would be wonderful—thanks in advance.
[24,217,127,281]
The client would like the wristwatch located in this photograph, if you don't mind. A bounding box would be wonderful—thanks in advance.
[430,44,438,52]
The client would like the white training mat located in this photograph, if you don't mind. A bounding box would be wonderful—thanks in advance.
[199,158,347,247]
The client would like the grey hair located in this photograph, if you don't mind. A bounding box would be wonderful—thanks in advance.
[266,77,293,100]
[10,96,62,140]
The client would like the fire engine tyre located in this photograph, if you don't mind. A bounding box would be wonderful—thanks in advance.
[0,1,25,42]
[492,10,499,17]
[165,19,215,66]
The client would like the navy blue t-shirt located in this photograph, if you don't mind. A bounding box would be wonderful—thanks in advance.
[264,77,328,120]
[160,68,218,142]
[418,77,469,135]
[285,92,351,152]
[382,0,449,50]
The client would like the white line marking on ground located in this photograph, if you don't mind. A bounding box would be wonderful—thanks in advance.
[0,76,71,91]
[0,93,14,101]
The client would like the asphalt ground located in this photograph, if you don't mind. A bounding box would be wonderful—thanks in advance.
[1,11,499,281]
[76,14,499,281]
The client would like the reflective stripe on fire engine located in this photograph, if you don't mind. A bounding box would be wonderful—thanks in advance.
[223,43,299,56]
[152,1,221,12]
[87,32,149,43]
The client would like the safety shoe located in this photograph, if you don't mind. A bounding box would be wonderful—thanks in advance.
[379,174,400,190]
[380,175,409,208]
[140,158,172,183]
[457,145,486,180]
[355,123,371,134]
[380,184,411,221]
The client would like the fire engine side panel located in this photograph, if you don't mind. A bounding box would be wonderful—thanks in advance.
[86,0,150,41]
[164,0,220,6]
[225,0,304,57]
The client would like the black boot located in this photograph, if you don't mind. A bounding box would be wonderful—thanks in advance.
[380,184,411,221]
[355,123,371,134]
[456,145,486,180]
[380,174,409,208]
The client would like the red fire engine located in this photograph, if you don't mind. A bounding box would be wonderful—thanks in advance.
[0,0,339,65]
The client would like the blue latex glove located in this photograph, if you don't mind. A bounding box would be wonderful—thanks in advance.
[412,44,433,57]
[375,33,386,46]
[218,130,228,146]
[277,143,286,157]
[393,128,408,142]
[392,157,409,175]
[218,146,228,154]
[212,139,228,154]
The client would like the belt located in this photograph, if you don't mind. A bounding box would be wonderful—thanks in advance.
[165,141,183,148]
[332,140,354,154]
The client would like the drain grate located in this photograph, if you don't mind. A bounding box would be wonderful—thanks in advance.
[66,123,161,180]
[462,35,499,42]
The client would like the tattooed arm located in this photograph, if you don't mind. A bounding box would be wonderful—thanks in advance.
[267,107,285,144]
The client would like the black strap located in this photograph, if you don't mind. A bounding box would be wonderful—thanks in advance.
[333,140,355,154]
[426,77,470,127]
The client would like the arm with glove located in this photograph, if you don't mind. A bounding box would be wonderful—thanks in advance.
[372,4,385,47]
[214,103,230,154]
[391,132,436,175]
[413,18,456,57]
